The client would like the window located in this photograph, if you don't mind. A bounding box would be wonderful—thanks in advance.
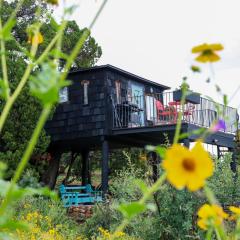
[115,80,121,104]
[59,87,68,103]
[81,80,90,105]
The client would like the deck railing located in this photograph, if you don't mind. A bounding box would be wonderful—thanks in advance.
[112,92,238,134]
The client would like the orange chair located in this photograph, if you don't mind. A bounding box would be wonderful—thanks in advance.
[156,100,177,123]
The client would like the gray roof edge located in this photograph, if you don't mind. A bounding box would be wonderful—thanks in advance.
[69,64,170,90]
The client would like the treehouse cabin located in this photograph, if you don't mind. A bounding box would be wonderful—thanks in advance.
[45,65,238,193]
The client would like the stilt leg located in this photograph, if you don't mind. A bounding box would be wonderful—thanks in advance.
[42,151,62,190]
[102,139,109,194]
[81,149,89,186]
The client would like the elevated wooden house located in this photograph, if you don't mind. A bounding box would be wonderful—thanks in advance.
[45,65,238,192]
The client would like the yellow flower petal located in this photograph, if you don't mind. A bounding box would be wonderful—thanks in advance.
[197,219,207,230]
[229,206,240,215]
[162,142,214,191]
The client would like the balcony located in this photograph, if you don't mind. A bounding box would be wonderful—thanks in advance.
[112,92,238,134]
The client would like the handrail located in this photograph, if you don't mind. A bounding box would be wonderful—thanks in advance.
[111,91,238,134]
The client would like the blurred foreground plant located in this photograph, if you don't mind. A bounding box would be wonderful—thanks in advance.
[0,0,108,238]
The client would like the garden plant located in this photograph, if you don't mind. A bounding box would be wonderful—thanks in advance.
[0,0,239,240]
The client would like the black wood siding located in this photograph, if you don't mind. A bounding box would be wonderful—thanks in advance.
[46,67,168,146]
[46,69,107,142]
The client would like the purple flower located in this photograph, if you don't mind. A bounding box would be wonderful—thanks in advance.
[211,119,226,132]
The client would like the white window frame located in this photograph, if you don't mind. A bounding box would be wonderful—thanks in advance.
[59,87,69,103]
[81,80,90,105]
[115,80,121,104]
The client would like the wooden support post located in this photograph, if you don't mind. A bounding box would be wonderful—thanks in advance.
[217,145,221,159]
[102,139,109,194]
[42,151,62,190]
[87,153,91,185]
[183,138,190,148]
[81,149,89,186]
[229,147,238,184]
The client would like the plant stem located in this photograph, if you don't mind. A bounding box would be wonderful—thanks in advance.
[111,172,167,239]
[0,18,10,99]
[0,104,52,214]
[89,0,108,30]
[173,86,187,144]
[204,185,218,204]
[206,228,213,240]
[204,185,227,240]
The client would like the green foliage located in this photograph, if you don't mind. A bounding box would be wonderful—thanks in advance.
[0,0,102,181]
[14,196,84,239]
[30,63,70,106]
[82,154,238,240]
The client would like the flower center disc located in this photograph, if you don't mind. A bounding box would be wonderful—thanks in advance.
[182,158,195,171]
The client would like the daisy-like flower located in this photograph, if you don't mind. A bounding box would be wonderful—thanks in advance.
[210,119,226,133]
[162,141,214,191]
[197,204,228,230]
[192,43,224,63]
[28,32,44,45]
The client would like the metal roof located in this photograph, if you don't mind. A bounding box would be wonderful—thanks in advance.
[69,64,170,90]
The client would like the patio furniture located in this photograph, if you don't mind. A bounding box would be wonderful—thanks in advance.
[59,184,102,207]
[156,100,178,123]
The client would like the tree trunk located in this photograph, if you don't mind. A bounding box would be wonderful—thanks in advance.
[63,152,77,185]
[42,151,62,189]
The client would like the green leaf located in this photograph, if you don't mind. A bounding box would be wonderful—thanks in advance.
[50,16,59,31]
[134,179,148,194]
[145,145,156,151]
[0,19,16,41]
[49,49,68,60]
[29,63,71,106]
[118,202,146,219]
[0,219,29,231]
[155,146,166,159]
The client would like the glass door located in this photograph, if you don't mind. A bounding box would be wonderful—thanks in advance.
[130,82,145,126]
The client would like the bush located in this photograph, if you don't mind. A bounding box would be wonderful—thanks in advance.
[82,154,239,240]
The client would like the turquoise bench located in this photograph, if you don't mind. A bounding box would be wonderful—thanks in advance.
[59,184,102,207]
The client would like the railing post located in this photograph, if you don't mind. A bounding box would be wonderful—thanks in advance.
[183,138,190,148]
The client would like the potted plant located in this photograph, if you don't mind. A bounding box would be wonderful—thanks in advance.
[173,82,200,104]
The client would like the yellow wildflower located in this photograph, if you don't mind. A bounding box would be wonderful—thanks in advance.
[162,141,214,191]
[197,204,228,230]
[114,231,125,237]
[192,43,223,63]
[28,32,44,45]
[229,206,240,215]
[98,227,111,239]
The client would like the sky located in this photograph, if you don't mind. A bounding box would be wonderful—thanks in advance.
[54,0,240,112]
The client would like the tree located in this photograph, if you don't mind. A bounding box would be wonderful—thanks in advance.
[0,0,102,181]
